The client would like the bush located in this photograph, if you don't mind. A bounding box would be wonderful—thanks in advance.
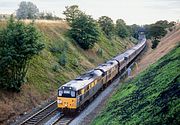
[50,47,61,53]
[0,16,44,92]
[97,48,103,57]
[58,51,67,66]
[152,39,160,49]
[50,42,68,54]
[72,58,79,68]
[52,65,59,72]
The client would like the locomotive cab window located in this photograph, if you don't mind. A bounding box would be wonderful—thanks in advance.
[58,90,63,96]
[58,88,76,98]
[71,91,76,97]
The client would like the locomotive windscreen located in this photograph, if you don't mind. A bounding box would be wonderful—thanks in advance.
[58,88,76,98]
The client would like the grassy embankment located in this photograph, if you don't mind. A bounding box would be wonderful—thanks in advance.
[27,21,134,95]
[92,44,180,125]
[0,20,134,123]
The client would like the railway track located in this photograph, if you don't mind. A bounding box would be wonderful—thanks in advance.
[43,112,74,125]
[54,117,73,125]
[18,101,58,125]
[50,116,73,125]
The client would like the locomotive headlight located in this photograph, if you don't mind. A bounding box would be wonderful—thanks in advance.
[57,99,62,104]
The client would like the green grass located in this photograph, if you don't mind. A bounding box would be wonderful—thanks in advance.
[91,44,180,125]
[22,21,133,95]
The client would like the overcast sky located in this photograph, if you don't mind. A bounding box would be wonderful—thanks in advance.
[0,0,179,25]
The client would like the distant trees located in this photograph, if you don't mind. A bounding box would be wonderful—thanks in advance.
[147,24,167,49]
[16,1,39,19]
[129,24,141,39]
[145,20,176,49]
[0,16,44,91]
[39,12,62,20]
[98,16,114,37]
[115,19,130,38]
[147,24,167,40]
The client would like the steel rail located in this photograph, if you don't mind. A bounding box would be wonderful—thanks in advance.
[19,101,57,125]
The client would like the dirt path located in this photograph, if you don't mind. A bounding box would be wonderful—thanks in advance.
[79,25,180,125]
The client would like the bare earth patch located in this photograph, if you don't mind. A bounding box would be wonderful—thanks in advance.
[132,25,180,76]
[80,25,180,125]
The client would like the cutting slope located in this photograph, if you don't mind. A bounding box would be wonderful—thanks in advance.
[91,39,180,124]
[0,20,133,124]
[133,25,180,76]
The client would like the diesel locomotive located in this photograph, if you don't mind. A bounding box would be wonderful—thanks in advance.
[57,36,146,113]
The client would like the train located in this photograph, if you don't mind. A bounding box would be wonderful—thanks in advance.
[57,35,146,114]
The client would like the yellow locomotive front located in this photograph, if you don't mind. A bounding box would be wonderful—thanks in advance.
[57,86,77,113]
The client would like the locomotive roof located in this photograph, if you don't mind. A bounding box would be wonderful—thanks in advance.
[95,60,118,72]
[124,49,135,57]
[132,40,146,50]
[59,39,146,92]
[113,53,125,62]
[60,70,103,91]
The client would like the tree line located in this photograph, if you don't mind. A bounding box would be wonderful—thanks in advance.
[16,1,61,20]
[145,20,176,49]
[63,5,140,50]
[0,1,176,92]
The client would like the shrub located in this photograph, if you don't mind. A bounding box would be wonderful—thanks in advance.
[152,39,160,49]
[72,58,79,69]
[0,16,44,92]
[58,51,67,66]
[52,65,59,72]
[97,48,103,57]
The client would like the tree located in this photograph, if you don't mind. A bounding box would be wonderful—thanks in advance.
[145,23,167,49]
[0,16,44,91]
[63,5,82,25]
[129,24,141,39]
[147,24,167,40]
[115,19,130,38]
[151,39,160,49]
[98,16,114,37]
[69,14,100,50]
[16,1,39,19]
[116,19,126,25]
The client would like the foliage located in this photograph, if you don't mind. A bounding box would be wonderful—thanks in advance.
[152,39,160,49]
[97,48,103,57]
[98,16,114,37]
[115,19,130,38]
[52,64,60,72]
[16,1,39,19]
[147,24,167,40]
[72,58,79,69]
[129,24,141,39]
[39,12,62,20]
[0,16,44,91]
[58,51,67,66]
[155,20,176,29]
[92,45,180,125]
[63,5,83,25]
[144,20,176,49]
[69,14,100,50]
